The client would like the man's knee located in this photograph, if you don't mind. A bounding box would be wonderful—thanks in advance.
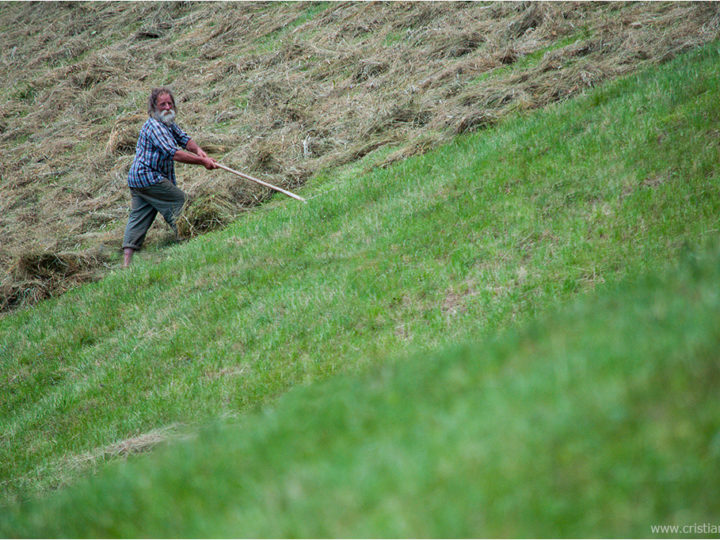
[166,184,188,211]
[172,190,188,216]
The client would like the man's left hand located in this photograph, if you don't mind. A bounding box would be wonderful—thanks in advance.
[187,139,209,159]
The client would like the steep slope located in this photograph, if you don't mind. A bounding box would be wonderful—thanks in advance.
[1,1,718,312]
[1,38,719,529]
[2,185,719,537]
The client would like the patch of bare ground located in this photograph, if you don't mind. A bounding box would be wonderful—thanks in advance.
[1,1,719,313]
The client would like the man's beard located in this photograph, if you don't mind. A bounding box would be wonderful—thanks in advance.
[154,109,176,125]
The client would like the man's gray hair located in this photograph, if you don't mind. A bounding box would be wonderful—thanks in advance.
[148,87,176,116]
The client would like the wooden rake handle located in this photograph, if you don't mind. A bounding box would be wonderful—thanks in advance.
[216,163,306,203]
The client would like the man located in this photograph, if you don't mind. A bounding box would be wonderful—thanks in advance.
[122,87,218,267]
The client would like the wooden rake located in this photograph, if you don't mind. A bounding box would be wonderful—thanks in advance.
[216,163,306,203]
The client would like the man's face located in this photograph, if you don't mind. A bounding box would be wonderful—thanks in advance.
[155,93,176,125]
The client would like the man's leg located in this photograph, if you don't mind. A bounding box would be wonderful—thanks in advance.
[148,179,188,238]
[122,190,158,267]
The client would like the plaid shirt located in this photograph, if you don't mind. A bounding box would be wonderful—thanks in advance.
[127,117,191,188]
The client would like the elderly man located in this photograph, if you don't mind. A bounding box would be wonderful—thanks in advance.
[122,87,218,267]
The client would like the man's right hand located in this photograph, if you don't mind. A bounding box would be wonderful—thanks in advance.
[203,157,219,170]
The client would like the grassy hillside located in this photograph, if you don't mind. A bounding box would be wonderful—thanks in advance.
[3,238,719,538]
[1,2,718,312]
[1,37,720,536]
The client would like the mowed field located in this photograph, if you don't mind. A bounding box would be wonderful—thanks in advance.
[2,33,720,536]
[0,1,718,311]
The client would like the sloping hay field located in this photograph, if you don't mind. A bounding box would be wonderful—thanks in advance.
[0,2,719,312]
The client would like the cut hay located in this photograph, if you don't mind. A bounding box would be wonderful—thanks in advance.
[105,114,145,156]
[177,192,239,238]
[177,172,269,238]
[67,423,190,473]
[1,1,719,313]
[12,251,100,280]
[1,249,112,314]
[103,424,181,458]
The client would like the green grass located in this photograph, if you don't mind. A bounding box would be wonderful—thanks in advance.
[1,42,719,536]
[11,82,37,103]
[2,223,719,538]
[384,29,407,47]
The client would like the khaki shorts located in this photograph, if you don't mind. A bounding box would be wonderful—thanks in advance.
[122,179,188,250]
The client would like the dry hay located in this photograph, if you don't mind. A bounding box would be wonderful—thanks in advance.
[67,423,190,473]
[1,1,720,313]
[105,114,145,156]
[1,248,112,314]
[177,183,253,238]
[12,250,100,280]
[102,423,183,458]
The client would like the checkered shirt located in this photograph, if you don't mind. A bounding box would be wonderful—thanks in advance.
[127,117,191,188]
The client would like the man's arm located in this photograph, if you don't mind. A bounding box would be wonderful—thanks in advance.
[174,139,218,170]
[185,139,208,159]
